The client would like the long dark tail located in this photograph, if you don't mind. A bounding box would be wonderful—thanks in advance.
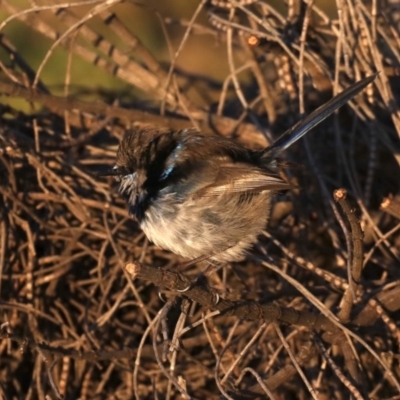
[262,73,377,157]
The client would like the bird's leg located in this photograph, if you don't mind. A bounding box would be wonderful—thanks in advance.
[176,253,215,272]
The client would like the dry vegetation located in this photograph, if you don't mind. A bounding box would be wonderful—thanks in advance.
[1,0,400,399]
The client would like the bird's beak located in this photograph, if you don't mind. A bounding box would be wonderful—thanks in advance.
[96,166,124,177]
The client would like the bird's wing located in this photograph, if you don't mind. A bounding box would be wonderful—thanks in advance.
[193,162,292,198]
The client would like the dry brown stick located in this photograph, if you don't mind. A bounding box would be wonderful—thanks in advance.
[261,232,348,291]
[334,188,364,281]
[125,261,340,338]
[381,194,400,220]
[238,341,315,396]
[1,331,136,362]
[51,6,179,107]
[0,79,268,147]
[275,325,318,400]
[314,334,364,400]
[334,188,364,323]
[241,36,276,124]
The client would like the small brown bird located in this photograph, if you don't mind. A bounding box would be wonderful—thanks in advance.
[102,75,376,263]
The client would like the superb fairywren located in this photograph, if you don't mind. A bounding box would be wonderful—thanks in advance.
[102,75,376,263]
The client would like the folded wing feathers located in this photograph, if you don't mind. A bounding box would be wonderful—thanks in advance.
[195,163,292,197]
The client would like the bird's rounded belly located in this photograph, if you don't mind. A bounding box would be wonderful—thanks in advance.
[140,200,220,259]
[139,192,272,262]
